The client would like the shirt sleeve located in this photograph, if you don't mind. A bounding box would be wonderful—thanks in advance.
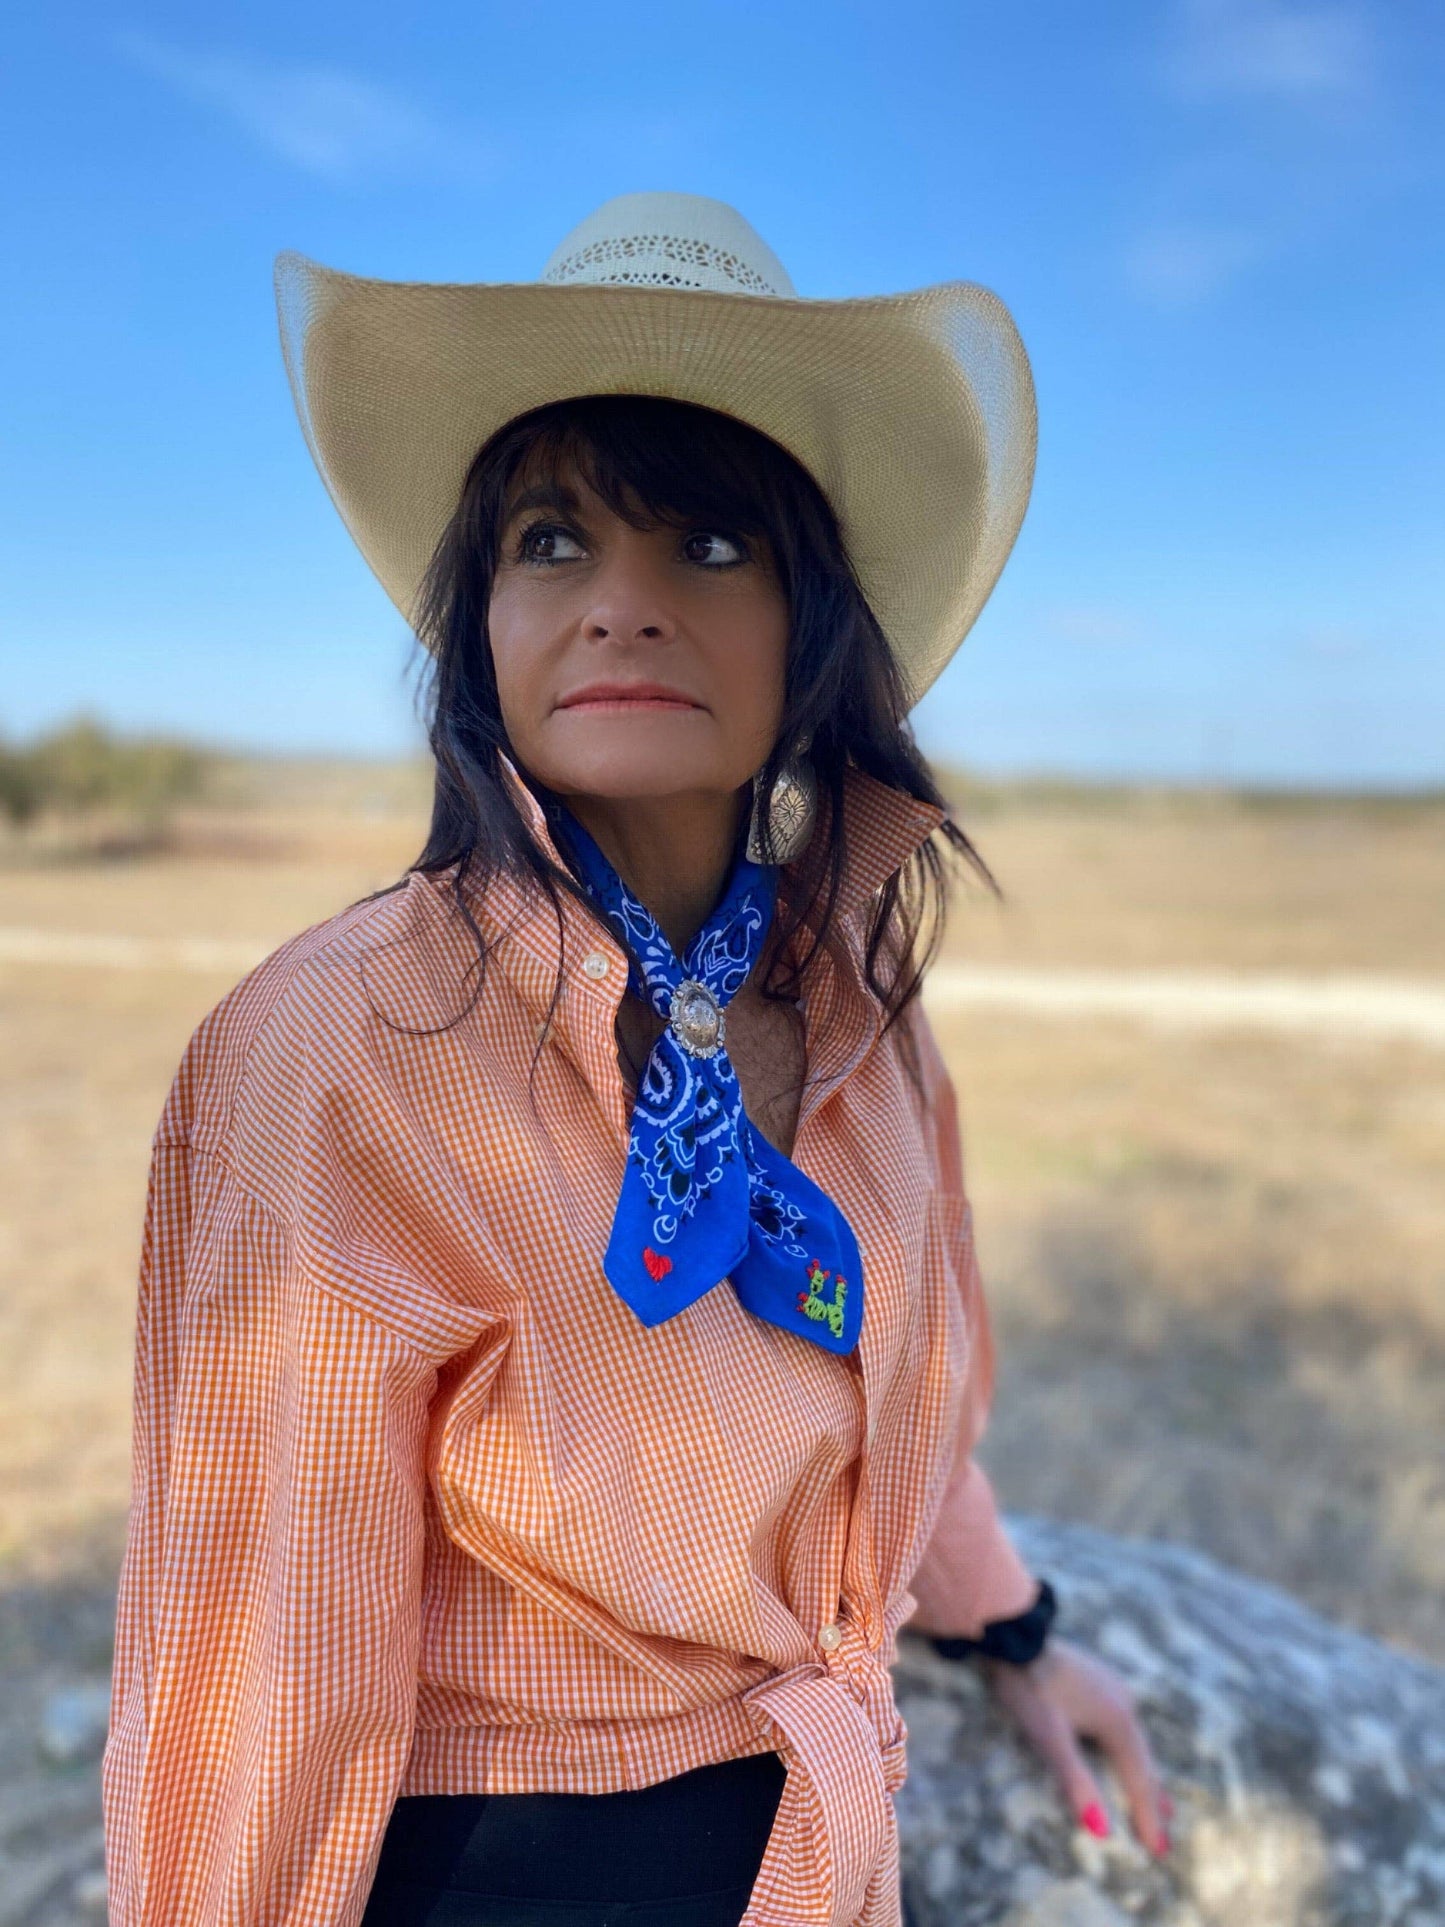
[102,1135,439,1926]
[903,1007,1040,1639]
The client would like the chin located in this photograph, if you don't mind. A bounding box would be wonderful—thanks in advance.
[550,759,728,802]
[537,716,735,800]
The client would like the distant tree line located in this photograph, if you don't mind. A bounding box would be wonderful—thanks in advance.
[0,717,210,828]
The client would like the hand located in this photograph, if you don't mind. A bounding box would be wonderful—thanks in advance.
[981,1636,1172,1856]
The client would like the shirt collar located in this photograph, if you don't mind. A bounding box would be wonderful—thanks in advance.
[501,748,943,907]
[450,750,947,1017]
[391,752,948,1158]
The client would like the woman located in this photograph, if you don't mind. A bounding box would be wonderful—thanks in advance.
[103,194,1167,1926]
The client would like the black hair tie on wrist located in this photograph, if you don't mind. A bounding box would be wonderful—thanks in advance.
[928,1577,1058,1668]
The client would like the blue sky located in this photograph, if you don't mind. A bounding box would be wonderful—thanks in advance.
[1,0,1441,785]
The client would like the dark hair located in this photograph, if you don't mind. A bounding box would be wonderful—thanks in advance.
[402,392,991,1060]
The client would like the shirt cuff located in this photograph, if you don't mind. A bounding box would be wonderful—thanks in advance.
[927,1577,1059,1667]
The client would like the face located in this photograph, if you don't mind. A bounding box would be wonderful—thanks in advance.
[487,462,790,806]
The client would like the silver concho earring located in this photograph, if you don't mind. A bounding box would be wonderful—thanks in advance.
[746,746,818,865]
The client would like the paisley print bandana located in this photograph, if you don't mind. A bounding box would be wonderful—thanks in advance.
[555,804,865,1355]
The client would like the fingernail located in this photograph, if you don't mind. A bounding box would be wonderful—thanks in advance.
[1081,1802,1110,1838]
[1153,1826,1172,1857]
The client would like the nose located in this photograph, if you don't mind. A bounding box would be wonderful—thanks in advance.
[578,543,677,646]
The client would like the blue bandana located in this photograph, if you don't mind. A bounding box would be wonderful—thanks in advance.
[554,804,864,1355]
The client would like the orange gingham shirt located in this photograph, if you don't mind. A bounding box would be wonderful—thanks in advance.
[103,761,1038,1927]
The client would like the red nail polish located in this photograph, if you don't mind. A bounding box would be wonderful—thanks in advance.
[1081,1802,1110,1838]
[1154,1827,1172,1857]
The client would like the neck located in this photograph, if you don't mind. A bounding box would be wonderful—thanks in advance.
[563,788,748,958]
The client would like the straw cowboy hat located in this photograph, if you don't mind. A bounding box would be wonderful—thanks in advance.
[275,191,1036,708]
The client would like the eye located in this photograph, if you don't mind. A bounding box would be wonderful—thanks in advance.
[518,522,586,564]
[681,530,748,567]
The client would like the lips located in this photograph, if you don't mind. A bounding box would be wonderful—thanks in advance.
[557,682,704,710]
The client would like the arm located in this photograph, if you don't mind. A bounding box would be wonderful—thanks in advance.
[103,1136,438,1926]
[903,1007,1039,1638]
[905,1192,1039,1637]
[899,1004,1172,1855]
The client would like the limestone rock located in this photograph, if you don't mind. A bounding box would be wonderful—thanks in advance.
[35,1685,110,1768]
[894,1517,1445,1927]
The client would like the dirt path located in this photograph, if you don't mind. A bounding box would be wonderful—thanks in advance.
[0,928,267,973]
[924,963,1445,1047]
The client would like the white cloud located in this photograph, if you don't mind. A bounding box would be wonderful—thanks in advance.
[1123,221,1266,306]
[1166,0,1377,104]
[1121,2,1386,305]
[116,33,492,185]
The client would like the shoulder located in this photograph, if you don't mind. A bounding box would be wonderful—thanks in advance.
[873,987,959,1154]
[862,977,950,1088]
[157,869,475,1158]
[147,871,505,1361]
[896,991,950,1088]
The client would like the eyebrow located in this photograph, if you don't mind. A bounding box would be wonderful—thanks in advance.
[502,481,582,521]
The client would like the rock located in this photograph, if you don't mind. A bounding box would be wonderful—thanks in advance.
[894,1516,1445,1927]
[0,1828,105,1927]
[35,1682,110,1767]
[71,1863,110,1914]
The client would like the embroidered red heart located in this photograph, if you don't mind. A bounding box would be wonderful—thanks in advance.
[642,1246,673,1283]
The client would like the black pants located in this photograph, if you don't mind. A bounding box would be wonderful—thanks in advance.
[361,1753,788,1926]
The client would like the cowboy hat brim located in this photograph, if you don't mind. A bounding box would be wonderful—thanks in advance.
[276,255,1036,708]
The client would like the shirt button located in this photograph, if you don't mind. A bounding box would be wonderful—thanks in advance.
[581,951,611,981]
[817,1622,843,1653]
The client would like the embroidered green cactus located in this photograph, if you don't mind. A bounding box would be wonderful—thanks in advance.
[797,1259,848,1340]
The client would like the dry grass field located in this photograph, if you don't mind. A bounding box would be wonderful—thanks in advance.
[1,767,1442,1847]
[932,788,1445,1666]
